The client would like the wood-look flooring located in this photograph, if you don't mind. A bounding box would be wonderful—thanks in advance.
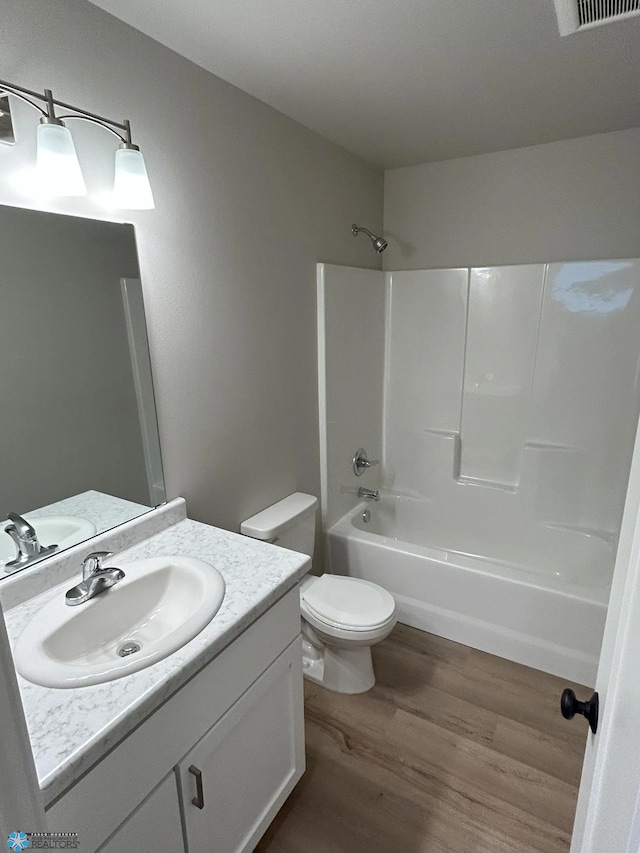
[256,624,590,853]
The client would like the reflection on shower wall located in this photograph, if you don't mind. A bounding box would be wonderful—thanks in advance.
[384,260,640,583]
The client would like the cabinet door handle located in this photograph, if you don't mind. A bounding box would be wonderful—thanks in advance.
[189,764,205,809]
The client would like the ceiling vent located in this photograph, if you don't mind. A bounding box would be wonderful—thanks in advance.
[553,0,640,34]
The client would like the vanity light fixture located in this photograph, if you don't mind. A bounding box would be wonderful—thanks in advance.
[0,78,154,209]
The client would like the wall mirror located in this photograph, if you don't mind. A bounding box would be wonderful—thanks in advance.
[0,205,165,578]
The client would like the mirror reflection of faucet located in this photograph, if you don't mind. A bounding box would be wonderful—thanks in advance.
[4,512,58,570]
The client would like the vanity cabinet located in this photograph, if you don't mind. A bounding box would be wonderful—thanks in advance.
[178,641,303,853]
[96,773,184,852]
[46,587,304,853]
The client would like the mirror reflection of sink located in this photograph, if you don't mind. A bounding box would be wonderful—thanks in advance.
[1,515,97,569]
[14,556,225,689]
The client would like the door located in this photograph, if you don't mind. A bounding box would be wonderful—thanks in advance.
[178,640,305,853]
[97,772,185,853]
[571,419,640,851]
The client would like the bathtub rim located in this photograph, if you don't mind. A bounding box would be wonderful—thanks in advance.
[329,501,610,607]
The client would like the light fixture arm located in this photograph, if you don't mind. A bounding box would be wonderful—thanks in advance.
[0,87,48,118]
[0,78,132,141]
[56,114,134,146]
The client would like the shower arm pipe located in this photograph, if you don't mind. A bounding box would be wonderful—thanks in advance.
[352,224,377,240]
[0,78,133,144]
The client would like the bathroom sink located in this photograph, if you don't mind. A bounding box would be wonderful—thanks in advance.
[1,515,97,569]
[14,556,226,688]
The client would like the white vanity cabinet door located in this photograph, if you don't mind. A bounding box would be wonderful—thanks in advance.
[96,772,185,853]
[178,638,305,853]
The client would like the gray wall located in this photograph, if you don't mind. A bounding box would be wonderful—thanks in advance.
[0,0,383,530]
[383,128,640,270]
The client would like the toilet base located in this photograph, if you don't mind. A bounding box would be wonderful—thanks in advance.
[302,635,375,694]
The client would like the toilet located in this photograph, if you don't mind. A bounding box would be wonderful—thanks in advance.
[241,492,397,694]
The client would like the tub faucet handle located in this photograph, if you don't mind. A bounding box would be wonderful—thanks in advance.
[353,448,379,477]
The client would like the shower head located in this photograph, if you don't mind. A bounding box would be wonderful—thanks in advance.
[352,223,388,253]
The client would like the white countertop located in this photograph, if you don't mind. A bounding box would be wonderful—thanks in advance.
[4,516,309,805]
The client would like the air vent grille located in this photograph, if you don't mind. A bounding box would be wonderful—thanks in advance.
[578,0,640,25]
[554,0,640,33]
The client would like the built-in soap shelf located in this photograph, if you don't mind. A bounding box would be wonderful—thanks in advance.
[421,428,516,491]
[421,427,578,493]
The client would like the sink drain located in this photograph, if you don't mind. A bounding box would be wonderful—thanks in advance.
[117,641,141,657]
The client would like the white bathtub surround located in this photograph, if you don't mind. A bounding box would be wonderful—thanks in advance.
[459,266,545,489]
[385,261,640,539]
[4,515,309,805]
[319,260,640,682]
[317,264,385,530]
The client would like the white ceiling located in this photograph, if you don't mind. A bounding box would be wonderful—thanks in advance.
[87,0,640,168]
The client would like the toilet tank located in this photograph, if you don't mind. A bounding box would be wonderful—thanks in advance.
[240,493,318,556]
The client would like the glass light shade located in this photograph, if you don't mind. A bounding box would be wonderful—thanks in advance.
[36,122,86,197]
[113,147,155,210]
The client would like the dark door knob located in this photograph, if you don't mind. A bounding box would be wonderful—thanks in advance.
[561,688,599,734]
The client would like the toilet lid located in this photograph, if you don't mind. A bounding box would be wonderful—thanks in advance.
[301,575,396,631]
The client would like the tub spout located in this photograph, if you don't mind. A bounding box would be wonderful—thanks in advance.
[358,487,380,501]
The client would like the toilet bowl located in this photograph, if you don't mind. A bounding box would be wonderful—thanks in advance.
[241,492,397,694]
[299,574,396,693]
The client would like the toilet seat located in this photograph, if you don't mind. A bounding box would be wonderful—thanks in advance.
[300,574,396,632]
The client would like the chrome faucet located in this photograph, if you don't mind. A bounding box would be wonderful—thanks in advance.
[65,551,125,606]
[4,512,57,571]
[358,487,380,501]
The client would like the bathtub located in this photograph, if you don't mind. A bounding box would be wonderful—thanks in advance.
[327,497,610,684]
